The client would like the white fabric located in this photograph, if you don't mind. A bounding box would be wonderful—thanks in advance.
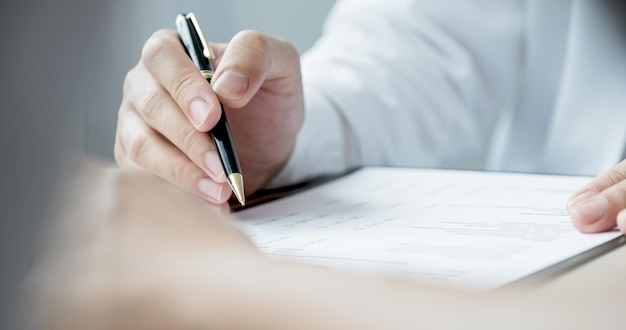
[269,0,626,187]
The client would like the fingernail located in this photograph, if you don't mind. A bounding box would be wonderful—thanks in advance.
[198,178,222,201]
[204,152,226,182]
[567,190,597,210]
[189,99,211,127]
[572,197,608,226]
[212,70,249,100]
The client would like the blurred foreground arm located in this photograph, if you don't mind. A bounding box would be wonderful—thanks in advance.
[20,159,625,330]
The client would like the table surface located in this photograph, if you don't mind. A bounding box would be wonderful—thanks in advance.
[536,241,626,293]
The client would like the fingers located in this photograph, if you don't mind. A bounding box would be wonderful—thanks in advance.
[117,28,302,204]
[123,63,227,183]
[140,29,222,132]
[117,29,232,204]
[568,159,626,233]
[115,102,231,205]
[211,30,301,109]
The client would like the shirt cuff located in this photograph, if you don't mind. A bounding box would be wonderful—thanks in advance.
[265,85,357,188]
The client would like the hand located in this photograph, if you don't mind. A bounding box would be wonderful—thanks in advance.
[20,160,262,330]
[19,161,626,330]
[568,158,626,234]
[114,29,304,205]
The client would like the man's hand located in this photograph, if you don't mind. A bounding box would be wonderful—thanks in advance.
[568,158,626,234]
[114,29,304,205]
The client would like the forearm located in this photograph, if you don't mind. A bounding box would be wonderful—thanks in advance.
[212,257,625,330]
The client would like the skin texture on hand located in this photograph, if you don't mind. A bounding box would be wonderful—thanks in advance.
[18,159,626,330]
[114,29,304,206]
[568,158,626,234]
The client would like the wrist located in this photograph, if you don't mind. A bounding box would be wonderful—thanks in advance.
[265,85,358,189]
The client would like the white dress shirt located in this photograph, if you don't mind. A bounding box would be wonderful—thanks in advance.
[270,0,626,187]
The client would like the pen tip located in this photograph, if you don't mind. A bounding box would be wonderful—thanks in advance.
[227,173,245,206]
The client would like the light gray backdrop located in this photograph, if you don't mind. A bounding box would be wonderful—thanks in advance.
[0,1,493,327]
[86,0,336,160]
[0,1,334,328]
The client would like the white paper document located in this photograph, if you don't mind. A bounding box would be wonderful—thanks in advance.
[235,167,624,291]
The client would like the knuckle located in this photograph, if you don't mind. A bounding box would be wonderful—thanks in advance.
[276,36,301,71]
[605,170,625,188]
[127,130,150,162]
[176,124,202,152]
[170,72,198,104]
[136,86,166,121]
[234,30,270,57]
[276,36,298,55]
[169,157,191,185]
[140,29,171,67]
[601,179,626,213]
[284,41,301,65]
[614,181,626,202]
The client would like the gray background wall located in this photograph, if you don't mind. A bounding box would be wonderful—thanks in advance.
[86,0,336,160]
[0,1,334,328]
[86,0,489,165]
[0,1,491,327]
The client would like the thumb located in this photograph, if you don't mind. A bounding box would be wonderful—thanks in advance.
[210,30,300,109]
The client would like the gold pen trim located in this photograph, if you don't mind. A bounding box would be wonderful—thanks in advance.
[200,70,214,80]
[227,173,246,206]
[186,12,215,61]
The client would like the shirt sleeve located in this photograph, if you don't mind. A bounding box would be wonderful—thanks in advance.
[268,0,525,188]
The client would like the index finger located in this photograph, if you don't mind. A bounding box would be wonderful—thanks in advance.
[140,29,222,132]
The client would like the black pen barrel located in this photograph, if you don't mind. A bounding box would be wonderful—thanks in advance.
[211,108,241,176]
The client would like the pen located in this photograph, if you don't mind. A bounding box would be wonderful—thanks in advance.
[176,12,245,206]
